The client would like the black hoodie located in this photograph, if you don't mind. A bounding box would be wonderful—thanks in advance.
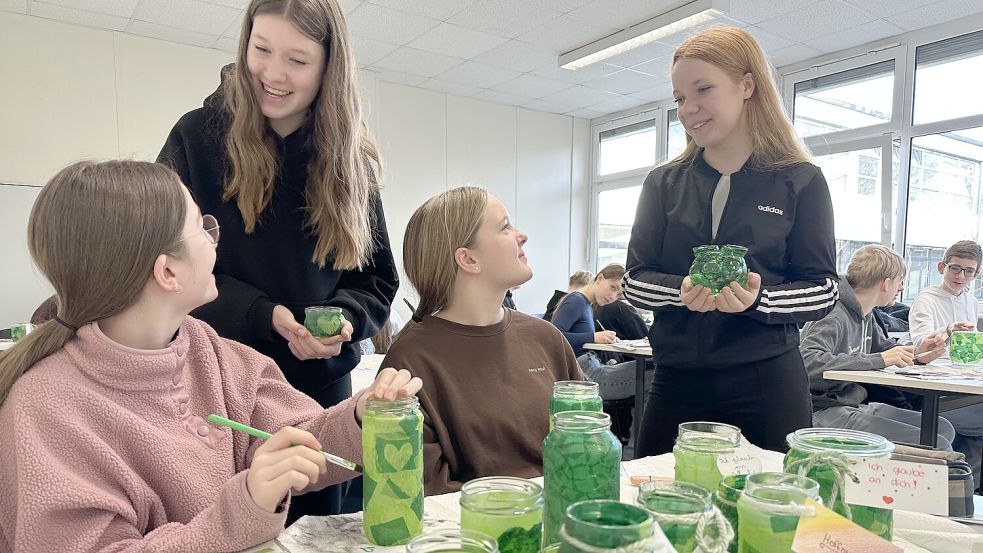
[157,68,398,403]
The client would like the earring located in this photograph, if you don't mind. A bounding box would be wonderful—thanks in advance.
[174,284,183,294]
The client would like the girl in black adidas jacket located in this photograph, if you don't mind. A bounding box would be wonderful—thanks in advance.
[625,27,838,454]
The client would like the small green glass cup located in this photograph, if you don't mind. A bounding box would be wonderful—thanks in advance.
[304,306,345,337]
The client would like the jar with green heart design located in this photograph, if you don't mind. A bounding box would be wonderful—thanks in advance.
[362,396,424,546]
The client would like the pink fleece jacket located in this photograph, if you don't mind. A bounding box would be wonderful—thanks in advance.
[0,317,363,552]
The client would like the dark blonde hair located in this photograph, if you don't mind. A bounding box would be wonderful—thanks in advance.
[568,270,594,288]
[943,240,983,266]
[846,245,907,290]
[224,0,381,270]
[671,27,811,170]
[403,187,489,320]
[0,161,186,405]
[552,263,626,321]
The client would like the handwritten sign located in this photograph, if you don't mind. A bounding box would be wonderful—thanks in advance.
[792,499,902,553]
[716,445,762,477]
[843,457,948,515]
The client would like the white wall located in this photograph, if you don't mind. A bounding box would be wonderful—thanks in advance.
[0,11,589,328]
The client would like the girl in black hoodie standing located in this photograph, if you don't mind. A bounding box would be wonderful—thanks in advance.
[158,0,398,517]
[625,27,838,455]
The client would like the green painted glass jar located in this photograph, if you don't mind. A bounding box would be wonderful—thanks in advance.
[10,323,35,342]
[542,411,621,548]
[549,381,602,431]
[304,305,345,337]
[362,397,424,546]
[460,477,543,553]
[715,475,747,553]
[558,500,667,553]
[689,245,721,292]
[950,330,983,367]
[636,480,733,553]
[689,245,749,295]
[736,473,820,553]
[784,428,895,541]
[406,529,499,553]
[673,421,744,492]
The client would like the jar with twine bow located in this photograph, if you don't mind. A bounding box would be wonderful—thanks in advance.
[635,480,734,553]
[784,428,895,540]
[736,472,820,552]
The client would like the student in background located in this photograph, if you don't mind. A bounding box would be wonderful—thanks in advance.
[382,186,582,495]
[624,27,838,455]
[0,160,420,552]
[157,0,398,518]
[543,270,594,321]
[909,240,981,349]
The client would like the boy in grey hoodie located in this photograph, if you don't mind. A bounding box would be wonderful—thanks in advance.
[800,245,964,454]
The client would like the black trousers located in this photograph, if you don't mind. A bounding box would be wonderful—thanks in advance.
[636,348,813,456]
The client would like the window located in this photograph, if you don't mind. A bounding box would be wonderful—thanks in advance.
[813,146,885,272]
[598,119,657,176]
[793,60,894,138]
[596,186,642,269]
[903,127,983,302]
[914,30,983,125]
[667,109,686,161]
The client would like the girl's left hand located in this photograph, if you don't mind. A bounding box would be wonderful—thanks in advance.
[714,272,762,313]
[355,367,423,422]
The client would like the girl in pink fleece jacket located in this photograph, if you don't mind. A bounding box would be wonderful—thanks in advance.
[0,160,420,553]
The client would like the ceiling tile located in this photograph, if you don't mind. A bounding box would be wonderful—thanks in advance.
[221,13,242,39]
[567,108,605,119]
[34,0,137,17]
[131,0,240,35]
[768,42,823,69]
[203,0,250,9]
[338,0,363,14]
[656,16,746,48]
[493,73,571,98]
[408,22,507,59]
[756,1,877,42]
[589,94,649,114]
[630,81,673,102]
[474,88,534,106]
[726,0,822,25]
[523,0,593,12]
[602,40,676,69]
[449,0,562,38]
[586,69,668,95]
[522,98,578,114]
[518,14,618,51]
[437,60,522,89]
[126,19,219,48]
[804,19,904,53]
[532,62,622,85]
[30,1,127,30]
[352,35,399,66]
[418,78,483,97]
[568,0,691,30]
[372,69,427,87]
[629,56,672,79]
[0,0,27,14]
[372,46,463,78]
[541,85,620,108]
[212,35,238,53]
[473,39,556,73]
[886,0,983,31]
[840,0,939,18]
[346,2,440,44]
[741,25,795,52]
[366,0,476,20]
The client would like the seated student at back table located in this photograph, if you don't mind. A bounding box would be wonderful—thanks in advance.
[382,186,582,495]
[799,244,983,488]
[543,270,594,321]
[910,240,981,353]
[0,160,421,553]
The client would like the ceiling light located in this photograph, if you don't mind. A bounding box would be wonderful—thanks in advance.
[559,0,728,70]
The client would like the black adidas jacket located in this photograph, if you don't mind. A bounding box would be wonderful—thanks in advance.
[624,150,838,370]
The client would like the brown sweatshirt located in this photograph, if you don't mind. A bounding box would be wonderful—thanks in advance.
[381,309,584,495]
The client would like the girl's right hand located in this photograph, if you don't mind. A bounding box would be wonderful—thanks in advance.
[680,276,716,312]
[594,330,617,344]
[246,427,327,513]
[273,305,352,361]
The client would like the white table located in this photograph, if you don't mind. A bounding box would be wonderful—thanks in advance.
[823,368,983,447]
[350,353,384,396]
[242,448,983,553]
[583,342,652,450]
[0,340,14,351]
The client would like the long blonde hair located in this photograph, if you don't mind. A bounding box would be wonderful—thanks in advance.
[0,161,186,405]
[223,0,381,270]
[551,263,626,321]
[403,187,489,320]
[671,26,811,170]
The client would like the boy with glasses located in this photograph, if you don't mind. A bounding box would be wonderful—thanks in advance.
[910,240,982,350]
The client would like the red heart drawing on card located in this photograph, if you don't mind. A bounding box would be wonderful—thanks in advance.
[882,496,894,504]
